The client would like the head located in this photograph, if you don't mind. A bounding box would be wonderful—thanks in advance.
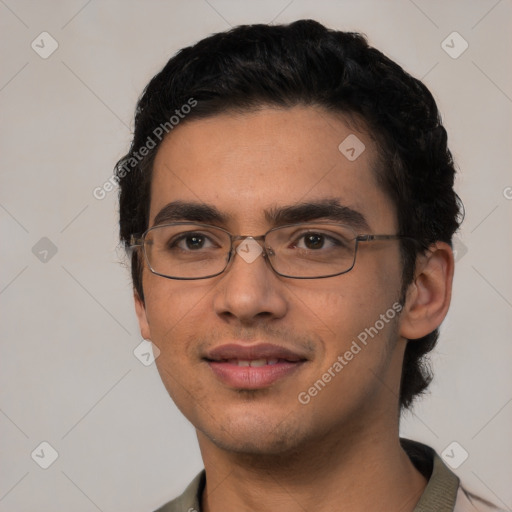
[116,20,461,455]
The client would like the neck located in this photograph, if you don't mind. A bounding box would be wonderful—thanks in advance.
[198,419,427,512]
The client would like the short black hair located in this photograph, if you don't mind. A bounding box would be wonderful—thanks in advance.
[115,19,462,410]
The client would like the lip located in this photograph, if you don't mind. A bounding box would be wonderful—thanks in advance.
[205,343,307,362]
[204,343,308,389]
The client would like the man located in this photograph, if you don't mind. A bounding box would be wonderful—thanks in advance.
[115,19,501,512]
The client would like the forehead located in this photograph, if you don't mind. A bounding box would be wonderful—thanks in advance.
[150,106,396,232]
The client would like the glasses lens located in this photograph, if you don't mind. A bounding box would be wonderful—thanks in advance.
[266,224,357,278]
[144,224,230,279]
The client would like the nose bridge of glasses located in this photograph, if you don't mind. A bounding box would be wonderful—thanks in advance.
[231,234,266,246]
[230,235,271,264]
[231,234,266,241]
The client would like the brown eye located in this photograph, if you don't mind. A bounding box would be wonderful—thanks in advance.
[304,234,324,249]
[183,234,206,250]
[168,232,217,251]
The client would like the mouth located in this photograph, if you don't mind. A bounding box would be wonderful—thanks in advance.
[204,343,308,389]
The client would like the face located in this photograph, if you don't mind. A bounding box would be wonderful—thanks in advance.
[135,106,407,456]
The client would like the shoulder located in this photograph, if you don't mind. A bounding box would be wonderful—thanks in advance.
[153,471,205,512]
[455,485,507,512]
[400,438,504,512]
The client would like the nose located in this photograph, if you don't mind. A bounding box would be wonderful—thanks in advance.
[212,237,288,326]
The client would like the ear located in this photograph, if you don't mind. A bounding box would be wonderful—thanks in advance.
[134,290,152,340]
[399,241,454,340]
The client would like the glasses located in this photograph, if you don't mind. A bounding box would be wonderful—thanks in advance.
[129,222,414,280]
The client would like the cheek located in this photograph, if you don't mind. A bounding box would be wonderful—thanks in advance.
[144,258,206,311]
[293,282,403,417]
[353,244,403,300]
[142,274,210,350]
[143,278,210,403]
[297,289,387,354]
[289,261,401,342]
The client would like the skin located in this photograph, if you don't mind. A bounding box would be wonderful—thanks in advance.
[134,106,454,512]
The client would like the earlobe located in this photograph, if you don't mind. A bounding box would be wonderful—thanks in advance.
[134,290,151,340]
[399,242,454,340]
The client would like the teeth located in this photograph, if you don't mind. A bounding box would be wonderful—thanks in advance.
[249,359,267,367]
[227,359,280,367]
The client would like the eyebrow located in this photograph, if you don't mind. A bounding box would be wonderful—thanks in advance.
[265,199,370,231]
[151,198,370,232]
[152,200,228,227]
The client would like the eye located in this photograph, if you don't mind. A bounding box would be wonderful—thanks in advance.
[305,233,325,249]
[294,232,338,250]
[171,232,217,251]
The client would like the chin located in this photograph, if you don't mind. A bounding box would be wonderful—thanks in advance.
[206,428,298,456]
[198,406,312,456]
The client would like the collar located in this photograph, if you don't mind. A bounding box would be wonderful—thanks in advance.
[401,438,460,511]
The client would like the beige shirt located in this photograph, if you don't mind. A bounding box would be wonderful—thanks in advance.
[154,439,504,512]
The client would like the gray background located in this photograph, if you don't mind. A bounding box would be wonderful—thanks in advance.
[1,0,511,510]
